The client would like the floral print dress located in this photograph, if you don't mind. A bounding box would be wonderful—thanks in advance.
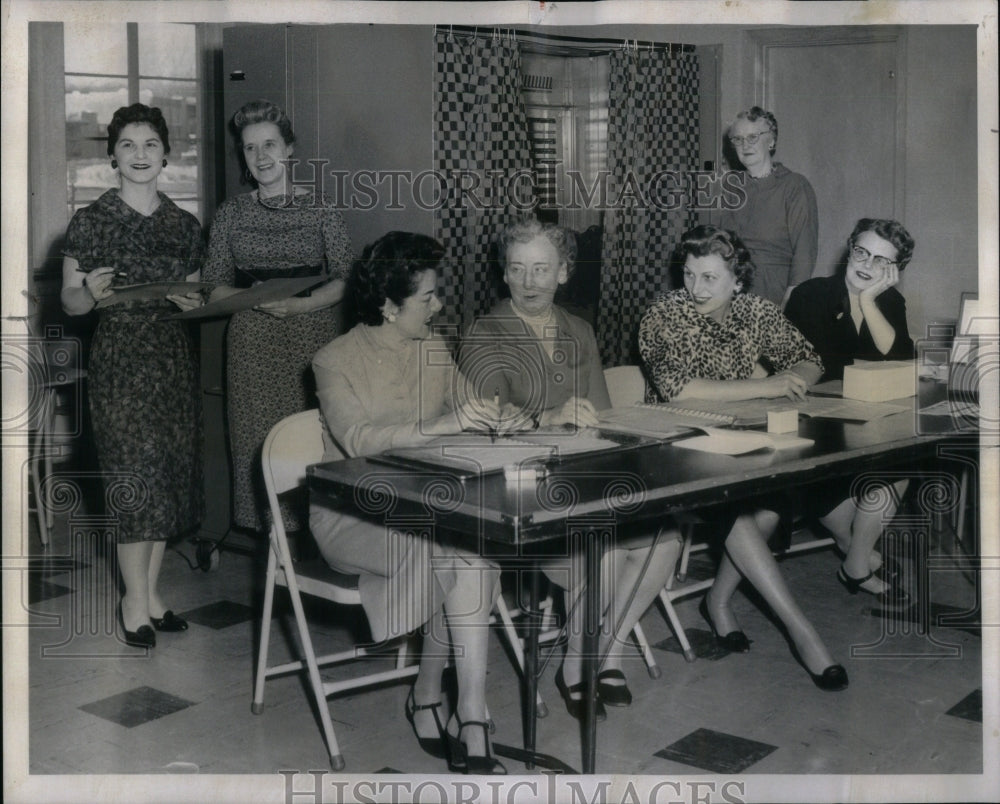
[63,189,205,543]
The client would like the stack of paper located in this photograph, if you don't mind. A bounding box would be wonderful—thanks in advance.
[842,360,917,402]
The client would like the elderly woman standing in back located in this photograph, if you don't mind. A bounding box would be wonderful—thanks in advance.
[721,106,818,308]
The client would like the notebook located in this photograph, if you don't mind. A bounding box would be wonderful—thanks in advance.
[370,430,652,479]
[673,427,814,455]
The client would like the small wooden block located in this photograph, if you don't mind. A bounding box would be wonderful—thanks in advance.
[767,408,799,433]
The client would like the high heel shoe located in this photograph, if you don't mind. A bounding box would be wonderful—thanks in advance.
[699,598,751,653]
[837,565,911,607]
[404,687,449,760]
[596,669,632,707]
[118,603,155,648]
[555,666,607,722]
[446,715,506,775]
[809,664,849,692]
[150,610,188,632]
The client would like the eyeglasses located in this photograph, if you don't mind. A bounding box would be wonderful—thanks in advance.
[850,245,897,270]
[729,130,771,147]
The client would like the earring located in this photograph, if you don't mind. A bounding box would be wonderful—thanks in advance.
[162,159,168,168]
[111,160,118,169]
[385,311,397,323]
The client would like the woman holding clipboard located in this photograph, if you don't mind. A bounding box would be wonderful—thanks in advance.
[61,103,205,648]
[203,100,353,539]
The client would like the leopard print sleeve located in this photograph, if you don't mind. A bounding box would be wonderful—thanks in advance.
[638,293,692,402]
[754,296,824,375]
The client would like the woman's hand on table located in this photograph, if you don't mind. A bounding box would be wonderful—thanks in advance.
[456,396,504,434]
[83,267,116,302]
[756,370,809,401]
[541,396,599,428]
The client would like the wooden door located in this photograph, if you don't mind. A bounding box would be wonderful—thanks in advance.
[750,28,906,277]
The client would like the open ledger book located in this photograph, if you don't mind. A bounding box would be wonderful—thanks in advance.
[369,429,652,479]
[597,395,911,438]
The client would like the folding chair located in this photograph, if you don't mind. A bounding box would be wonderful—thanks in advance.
[252,410,420,770]
[253,410,547,766]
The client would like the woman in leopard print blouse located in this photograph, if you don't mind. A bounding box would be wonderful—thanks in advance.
[638,225,847,691]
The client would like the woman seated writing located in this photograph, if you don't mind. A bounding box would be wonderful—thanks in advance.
[784,218,916,604]
[460,218,684,719]
[638,224,847,691]
[309,232,505,773]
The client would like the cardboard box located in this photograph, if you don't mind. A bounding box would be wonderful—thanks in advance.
[842,360,917,402]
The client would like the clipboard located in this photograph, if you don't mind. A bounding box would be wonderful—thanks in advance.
[166,276,328,319]
[94,282,217,309]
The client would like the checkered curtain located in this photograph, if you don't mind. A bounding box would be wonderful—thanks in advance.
[433,31,533,334]
[597,48,700,366]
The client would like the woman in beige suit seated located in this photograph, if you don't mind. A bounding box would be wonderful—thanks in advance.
[310,232,505,774]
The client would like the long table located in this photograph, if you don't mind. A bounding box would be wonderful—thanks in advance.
[308,380,976,773]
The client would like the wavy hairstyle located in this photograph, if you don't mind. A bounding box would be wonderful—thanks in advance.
[231,99,296,146]
[497,218,578,277]
[671,224,755,292]
[107,103,171,156]
[847,218,916,271]
[731,106,778,156]
[348,232,446,327]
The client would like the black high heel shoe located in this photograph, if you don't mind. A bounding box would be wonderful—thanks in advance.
[809,664,849,692]
[699,598,751,653]
[837,565,911,607]
[118,602,155,648]
[555,666,607,722]
[596,669,632,707]
[150,610,188,632]
[446,715,506,775]
[404,687,449,760]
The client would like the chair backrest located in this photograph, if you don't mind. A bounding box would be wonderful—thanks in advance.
[262,409,327,503]
[603,365,647,408]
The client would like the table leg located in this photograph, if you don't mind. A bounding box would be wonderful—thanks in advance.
[582,528,601,774]
[523,567,540,769]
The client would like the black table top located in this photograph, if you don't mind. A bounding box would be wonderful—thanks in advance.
[309,380,976,547]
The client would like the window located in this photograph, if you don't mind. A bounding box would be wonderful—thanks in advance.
[520,51,609,233]
[64,22,201,218]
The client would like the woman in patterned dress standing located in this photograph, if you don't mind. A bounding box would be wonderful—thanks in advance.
[61,103,206,648]
[204,100,353,536]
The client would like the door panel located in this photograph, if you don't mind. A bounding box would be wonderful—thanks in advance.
[758,32,902,277]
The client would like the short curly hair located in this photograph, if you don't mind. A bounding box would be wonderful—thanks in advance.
[231,99,296,147]
[674,224,755,292]
[497,218,577,278]
[349,232,446,327]
[848,218,916,271]
[107,103,171,156]
[731,106,778,156]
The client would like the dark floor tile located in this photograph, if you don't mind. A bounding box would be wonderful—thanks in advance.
[27,576,73,604]
[655,727,777,773]
[945,688,982,723]
[79,685,195,728]
[180,600,255,630]
[653,628,733,660]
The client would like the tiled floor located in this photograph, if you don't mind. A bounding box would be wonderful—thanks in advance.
[20,501,983,780]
